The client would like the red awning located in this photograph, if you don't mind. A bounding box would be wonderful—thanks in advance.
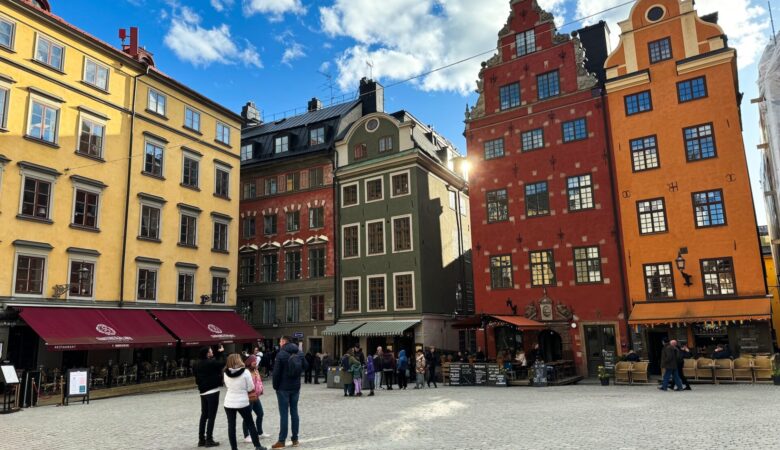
[18,307,177,351]
[490,315,546,329]
[151,310,261,346]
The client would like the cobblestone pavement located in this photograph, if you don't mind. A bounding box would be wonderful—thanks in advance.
[4,382,780,449]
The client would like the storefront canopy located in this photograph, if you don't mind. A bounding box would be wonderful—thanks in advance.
[351,320,419,337]
[18,307,176,351]
[322,322,365,336]
[628,298,772,325]
[490,315,546,329]
[150,310,261,346]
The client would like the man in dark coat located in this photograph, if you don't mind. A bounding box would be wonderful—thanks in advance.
[304,350,314,384]
[659,339,683,391]
[272,336,308,448]
[425,346,439,388]
[382,350,395,390]
[676,343,693,390]
[313,352,322,384]
[194,344,224,448]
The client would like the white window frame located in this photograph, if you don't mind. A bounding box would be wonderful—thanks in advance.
[27,93,61,144]
[136,263,160,302]
[341,182,359,208]
[0,14,16,50]
[12,247,50,298]
[391,214,413,253]
[34,33,65,71]
[181,150,201,188]
[18,165,57,220]
[147,88,166,116]
[364,176,384,203]
[66,254,98,301]
[393,271,416,311]
[184,106,201,132]
[178,210,199,247]
[82,57,109,91]
[389,169,410,198]
[212,217,230,252]
[76,110,107,158]
[310,127,325,146]
[366,274,387,312]
[216,121,230,145]
[274,135,289,153]
[176,268,196,303]
[70,178,104,230]
[214,163,231,198]
[342,276,362,314]
[240,144,252,161]
[365,218,386,256]
[138,198,163,240]
[341,223,360,259]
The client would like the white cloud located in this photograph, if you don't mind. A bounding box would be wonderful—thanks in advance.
[210,0,235,12]
[163,5,262,68]
[319,61,331,72]
[242,0,306,21]
[537,0,567,27]
[282,42,306,66]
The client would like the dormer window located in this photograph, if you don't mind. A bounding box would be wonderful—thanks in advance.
[354,143,367,160]
[240,143,253,161]
[275,135,289,153]
[515,29,535,57]
[310,127,325,146]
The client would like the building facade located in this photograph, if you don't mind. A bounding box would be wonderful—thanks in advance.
[465,0,627,376]
[605,0,772,368]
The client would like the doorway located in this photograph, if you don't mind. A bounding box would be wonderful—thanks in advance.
[647,330,669,375]
[584,325,617,376]
[539,329,562,362]
[308,338,323,355]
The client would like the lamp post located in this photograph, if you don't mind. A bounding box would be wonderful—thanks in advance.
[675,252,693,286]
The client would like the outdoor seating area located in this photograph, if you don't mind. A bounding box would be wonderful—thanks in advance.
[616,355,778,385]
[614,361,650,384]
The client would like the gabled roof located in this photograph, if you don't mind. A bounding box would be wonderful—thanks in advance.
[244,101,360,137]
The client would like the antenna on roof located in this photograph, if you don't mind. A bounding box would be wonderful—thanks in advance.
[770,1,777,45]
[318,70,336,105]
[366,59,374,79]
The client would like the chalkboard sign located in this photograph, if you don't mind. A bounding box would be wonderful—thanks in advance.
[532,361,547,387]
[602,350,616,374]
[449,363,506,387]
[449,364,461,385]
[486,364,507,386]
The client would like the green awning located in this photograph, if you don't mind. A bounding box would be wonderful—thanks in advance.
[351,320,419,337]
[322,321,365,336]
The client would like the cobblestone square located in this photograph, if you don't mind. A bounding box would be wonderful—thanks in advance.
[3,382,780,449]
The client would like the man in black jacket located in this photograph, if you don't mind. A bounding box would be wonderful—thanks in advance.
[272,337,308,449]
[304,350,314,384]
[425,346,439,388]
[194,344,224,447]
[659,340,683,391]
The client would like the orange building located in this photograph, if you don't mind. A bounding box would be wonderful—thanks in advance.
[604,0,773,369]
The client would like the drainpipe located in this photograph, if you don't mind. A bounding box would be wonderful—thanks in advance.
[119,66,150,308]
[331,150,340,356]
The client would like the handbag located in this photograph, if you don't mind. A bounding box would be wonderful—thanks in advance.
[248,390,258,403]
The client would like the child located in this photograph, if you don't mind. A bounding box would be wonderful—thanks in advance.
[414,350,426,389]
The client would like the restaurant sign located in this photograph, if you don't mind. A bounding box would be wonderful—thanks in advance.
[207,323,236,342]
[94,323,134,348]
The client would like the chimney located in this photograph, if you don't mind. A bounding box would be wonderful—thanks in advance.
[241,101,262,125]
[307,97,323,112]
[359,78,384,116]
[120,27,155,66]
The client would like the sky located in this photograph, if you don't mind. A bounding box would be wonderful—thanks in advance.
[49,0,777,224]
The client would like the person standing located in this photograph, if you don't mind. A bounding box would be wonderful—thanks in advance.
[365,351,376,396]
[659,340,684,392]
[340,352,355,397]
[373,347,384,390]
[350,352,363,397]
[194,345,224,448]
[382,350,395,390]
[242,355,271,443]
[303,351,314,384]
[223,353,266,450]
[272,337,307,449]
[396,349,409,390]
[677,343,693,391]
[313,353,322,385]
[414,350,426,389]
[425,346,439,388]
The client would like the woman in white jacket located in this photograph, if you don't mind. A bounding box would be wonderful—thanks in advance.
[223,353,266,450]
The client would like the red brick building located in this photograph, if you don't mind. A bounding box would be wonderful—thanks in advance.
[464,0,628,376]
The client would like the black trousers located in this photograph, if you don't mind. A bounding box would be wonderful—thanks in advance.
[314,367,321,383]
[397,370,407,389]
[427,365,437,386]
[198,391,220,440]
[225,405,259,450]
[304,368,313,383]
[383,370,394,389]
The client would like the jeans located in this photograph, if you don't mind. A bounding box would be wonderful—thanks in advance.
[428,365,437,387]
[198,391,220,440]
[661,368,683,390]
[343,383,354,396]
[242,399,264,437]
[276,390,300,443]
[374,372,382,389]
[314,367,320,384]
[225,406,259,450]
[416,373,424,387]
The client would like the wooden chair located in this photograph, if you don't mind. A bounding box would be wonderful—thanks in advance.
[682,359,696,380]
[713,359,734,382]
[614,361,632,384]
[753,356,773,382]
[630,362,649,383]
[732,357,753,382]
[695,358,714,382]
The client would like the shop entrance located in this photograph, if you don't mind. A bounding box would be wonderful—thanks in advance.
[8,325,38,370]
[584,325,617,377]
[539,329,563,362]
[647,330,669,375]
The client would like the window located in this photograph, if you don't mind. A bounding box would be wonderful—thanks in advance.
[262,253,278,282]
[367,220,385,255]
[286,211,300,232]
[484,138,505,160]
[499,83,520,110]
[143,141,164,177]
[630,136,659,171]
[215,167,230,197]
[137,268,157,301]
[391,172,409,197]
[310,295,325,321]
[343,278,360,312]
[522,128,544,151]
[490,255,513,289]
[274,136,289,153]
[368,276,386,310]
[73,189,99,228]
[574,247,601,284]
[184,107,201,131]
[35,35,64,70]
[515,29,535,56]
[15,255,45,295]
[211,276,228,303]
[394,273,414,309]
[78,118,105,157]
[243,217,255,238]
[354,143,367,160]
[148,89,166,115]
[67,261,94,298]
[285,251,302,280]
[177,272,194,302]
[262,298,276,324]
[537,71,560,100]
[525,182,549,217]
[393,216,412,252]
[309,127,325,146]
[562,118,587,142]
[342,184,358,206]
[486,189,509,223]
[647,6,665,21]
[264,215,277,235]
[285,172,299,192]
[21,177,51,219]
[216,122,230,145]
[242,181,256,200]
[140,204,161,239]
[309,247,326,278]
[265,178,278,195]
[702,258,736,296]
[285,297,300,322]
[179,214,197,246]
[213,221,229,251]
[309,207,324,229]
[343,224,359,258]
[648,37,672,63]
[567,175,594,211]
[684,123,716,161]
[624,91,652,115]
[379,136,393,152]
[181,157,199,188]
[677,77,707,103]
[530,250,555,286]
[637,198,667,234]
[240,144,253,161]
[83,58,109,90]
[28,100,59,143]
[0,86,8,129]
[0,17,15,49]
[366,178,383,202]
[693,190,726,228]
[309,167,324,187]
[644,263,674,299]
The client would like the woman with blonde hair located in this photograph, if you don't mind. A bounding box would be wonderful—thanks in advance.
[223,353,267,450]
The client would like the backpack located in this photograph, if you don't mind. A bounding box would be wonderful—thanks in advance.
[341,355,351,372]
[287,351,303,379]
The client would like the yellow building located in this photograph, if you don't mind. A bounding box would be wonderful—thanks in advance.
[759,228,780,348]
[0,0,250,375]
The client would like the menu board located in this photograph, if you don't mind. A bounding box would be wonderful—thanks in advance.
[448,364,460,385]
[602,350,616,373]
[449,363,506,387]
[0,365,19,384]
[67,369,89,397]
[487,364,507,386]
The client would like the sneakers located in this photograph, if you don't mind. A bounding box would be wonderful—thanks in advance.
[198,438,206,447]
[255,446,268,450]
[204,439,220,447]
[245,436,254,443]
[260,433,272,438]
[368,391,374,396]
[292,441,299,447]
[271,442,286,449]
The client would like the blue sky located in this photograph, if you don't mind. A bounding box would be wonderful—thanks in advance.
[50,0,776,224]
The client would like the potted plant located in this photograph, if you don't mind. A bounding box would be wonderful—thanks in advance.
[772,363,780,386]
[597,365,610,386]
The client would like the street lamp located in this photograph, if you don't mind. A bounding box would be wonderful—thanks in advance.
[675,252,693,286]
[52,265,91,298]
